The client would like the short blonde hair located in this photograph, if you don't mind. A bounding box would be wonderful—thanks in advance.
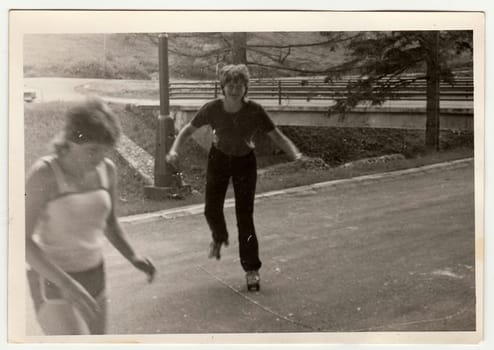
[219,64,250,97]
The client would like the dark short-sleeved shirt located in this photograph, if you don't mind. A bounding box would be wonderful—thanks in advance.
[190,99,276,156]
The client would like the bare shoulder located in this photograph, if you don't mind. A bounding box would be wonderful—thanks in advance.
[25,158,58,198]
[103,157,117,171]
[27,158,55,185]
[103,157,118,186]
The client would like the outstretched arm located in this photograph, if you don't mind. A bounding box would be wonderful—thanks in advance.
[104,159,156,282]
[267,127,303,161]
[166,123,198,166]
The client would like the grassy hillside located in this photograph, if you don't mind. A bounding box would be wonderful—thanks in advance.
[24,34,159,79]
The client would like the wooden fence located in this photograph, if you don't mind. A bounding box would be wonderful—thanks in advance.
[168,74,473,104]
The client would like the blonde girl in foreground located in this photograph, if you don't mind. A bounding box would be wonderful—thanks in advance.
[25,98,156,334]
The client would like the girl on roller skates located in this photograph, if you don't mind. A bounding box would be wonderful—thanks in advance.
[166,64,302,291]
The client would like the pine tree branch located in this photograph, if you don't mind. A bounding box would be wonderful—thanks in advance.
[248,33,359,49]
[246,59,361,75]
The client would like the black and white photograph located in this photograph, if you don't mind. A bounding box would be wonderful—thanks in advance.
[7,10,485,345]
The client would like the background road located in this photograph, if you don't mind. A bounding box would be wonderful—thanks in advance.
[97,161,476,334]
[24,77,93,102]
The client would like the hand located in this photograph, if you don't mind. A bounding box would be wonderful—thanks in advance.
[165,150,179,168]
[61,279,100,321]
[292,152,304,162]
[131,256,156,283]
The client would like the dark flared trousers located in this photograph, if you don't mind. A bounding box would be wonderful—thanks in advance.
[204,146,261,272]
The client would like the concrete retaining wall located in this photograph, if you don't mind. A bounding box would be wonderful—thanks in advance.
[129,103,473,153]
[131,103,473,130]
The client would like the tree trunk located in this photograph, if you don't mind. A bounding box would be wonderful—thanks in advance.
[425,31,440,151]
[231,32,247,64]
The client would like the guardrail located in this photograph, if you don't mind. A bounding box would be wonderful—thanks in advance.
[169,75,473,105]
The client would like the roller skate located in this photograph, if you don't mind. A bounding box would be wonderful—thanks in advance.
[208,240,228,260]
[246,270,260,291]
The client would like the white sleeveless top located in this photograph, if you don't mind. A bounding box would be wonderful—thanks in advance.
[33,156,112,272]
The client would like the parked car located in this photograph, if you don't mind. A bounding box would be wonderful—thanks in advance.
[24,85,37,102]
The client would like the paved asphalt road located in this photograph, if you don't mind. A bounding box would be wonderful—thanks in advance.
[22,76,477,338]
[96,160,476,335]
[24,77,92,102]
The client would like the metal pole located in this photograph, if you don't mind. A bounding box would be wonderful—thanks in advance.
[145,33,191,200]
[215,55,219,98]
[278,80,282,105]
[433,31,440,151]
[425,31,441,152]
[153,33,174,187]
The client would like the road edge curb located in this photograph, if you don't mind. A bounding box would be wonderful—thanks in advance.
[120,157,473,225]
